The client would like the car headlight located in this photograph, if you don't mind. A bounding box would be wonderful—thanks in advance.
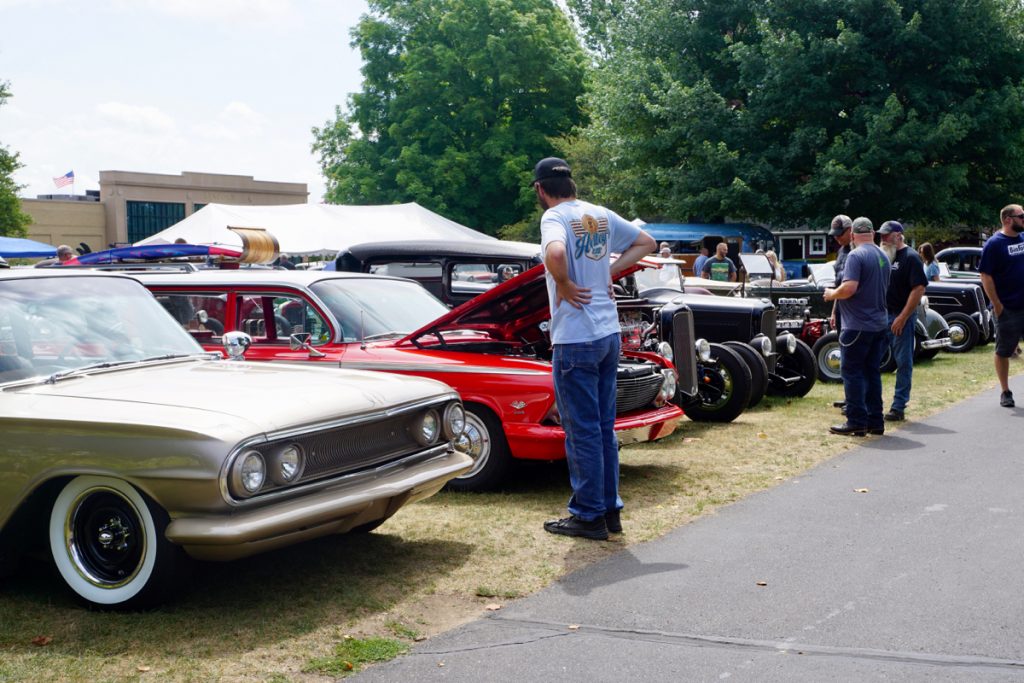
[443,402,465,439]
[660,369,677,399]
[657,341,673,363]
[778,332,797,354]
[270,444,304,486]
[413,409,441,446]
[756,335,772,357]
[231,450,266,497]
[695,338,711,362]
[920,295,929,311]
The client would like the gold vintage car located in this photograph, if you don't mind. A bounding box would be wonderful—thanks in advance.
[0,269,471,608]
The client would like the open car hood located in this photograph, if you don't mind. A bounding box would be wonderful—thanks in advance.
[399,259,650,346]
[400,263,551,345]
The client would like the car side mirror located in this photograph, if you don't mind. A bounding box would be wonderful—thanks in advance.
[196,309,209,324]
[290,332,326,358]
[223,331,252,360]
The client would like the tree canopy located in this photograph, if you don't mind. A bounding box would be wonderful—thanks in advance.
[1,80,30,238]
[313,0,588,234]
[568,0,1024,230]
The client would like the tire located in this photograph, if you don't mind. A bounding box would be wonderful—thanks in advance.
[683,343,752,423]
[723,341,768,408]
[49,476,190,610]
[944,312,979,353]
[916,331,940,361]
[769,338,817,398]
[812,331,842,383]
[446,406,512,492]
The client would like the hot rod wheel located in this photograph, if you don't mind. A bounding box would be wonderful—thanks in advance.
[682,343,752,423]
[722,341,768,409]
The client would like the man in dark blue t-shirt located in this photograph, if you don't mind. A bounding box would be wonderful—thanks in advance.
[824,217,891,436]
[979,204,1024,408]
[879,221,928,421]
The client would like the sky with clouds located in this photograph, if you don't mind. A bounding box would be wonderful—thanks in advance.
[1,0,370,203]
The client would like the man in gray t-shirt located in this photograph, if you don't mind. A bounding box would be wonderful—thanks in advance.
[823,217,891,436]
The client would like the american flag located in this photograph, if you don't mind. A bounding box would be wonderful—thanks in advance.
[53,170,74,188]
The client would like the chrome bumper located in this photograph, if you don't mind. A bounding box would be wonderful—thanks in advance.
[166,450,473,561]
[921,337,953,350]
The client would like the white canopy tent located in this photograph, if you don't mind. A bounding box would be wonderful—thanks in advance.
[136,202,496,255]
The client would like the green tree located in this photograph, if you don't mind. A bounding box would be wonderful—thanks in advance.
[572,0,1024,231]
[312,0,588,234]
[1,80,30,238]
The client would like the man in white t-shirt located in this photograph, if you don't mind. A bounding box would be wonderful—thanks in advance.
[535,157,656,540]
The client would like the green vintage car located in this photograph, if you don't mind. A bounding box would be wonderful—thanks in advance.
[0,269,470,608]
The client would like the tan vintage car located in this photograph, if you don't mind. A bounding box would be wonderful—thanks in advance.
[0,269,471,609]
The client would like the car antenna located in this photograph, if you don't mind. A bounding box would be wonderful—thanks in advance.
[360,309,366,350]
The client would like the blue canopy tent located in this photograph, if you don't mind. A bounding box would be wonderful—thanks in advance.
[641,223,776,253]
[0,236,57,258]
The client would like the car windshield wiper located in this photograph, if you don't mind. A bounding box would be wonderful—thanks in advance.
[45,353,210,383]
[361,331,406,341]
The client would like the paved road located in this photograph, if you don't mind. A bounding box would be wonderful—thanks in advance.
[358,378,1024,682]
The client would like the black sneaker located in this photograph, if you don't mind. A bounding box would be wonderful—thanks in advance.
[830,422,866,437]
[1001,391,1015,408]
[884,409,905,422]
[543,515,608,540]
[605,509,622,534]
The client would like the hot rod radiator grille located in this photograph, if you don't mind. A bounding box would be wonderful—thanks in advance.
[285,416,423,482]
[616,370,663,413]
[671,309,699,397]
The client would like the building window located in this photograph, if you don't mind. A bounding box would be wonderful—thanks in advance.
[809,236,826,256]
[193,203,207,213]
[126,201,185,243]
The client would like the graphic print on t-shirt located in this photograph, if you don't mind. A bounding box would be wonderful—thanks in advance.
[709,260,731,281]
[571,214,609,260]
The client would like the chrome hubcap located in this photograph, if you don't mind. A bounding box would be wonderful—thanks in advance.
[454,413,491,478]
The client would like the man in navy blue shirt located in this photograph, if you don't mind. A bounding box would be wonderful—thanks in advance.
[979,204,1024,408]
[823,217,891,436]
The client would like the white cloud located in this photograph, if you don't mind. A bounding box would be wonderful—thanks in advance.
[191,102,267,142]
[95,102,176,133]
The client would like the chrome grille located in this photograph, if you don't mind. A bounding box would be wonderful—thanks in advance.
[258,413,430,486]
[616,365,663,413]
[671,308,699,398]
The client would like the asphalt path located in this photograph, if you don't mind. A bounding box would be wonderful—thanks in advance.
[358,377,1024,682]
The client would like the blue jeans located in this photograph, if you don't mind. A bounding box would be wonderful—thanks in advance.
[552,333,622,521]
[888,311,916,412]
[840,328,888,428]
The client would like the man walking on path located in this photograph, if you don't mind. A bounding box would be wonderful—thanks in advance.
[879,220,927,421]
[700,242,737,282]
[534,157,656,540]
[823,217,891,436]
[979,204,1024,408]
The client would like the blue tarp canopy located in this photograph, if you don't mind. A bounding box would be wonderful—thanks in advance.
[642,223,775,252]
[0,235,57,258]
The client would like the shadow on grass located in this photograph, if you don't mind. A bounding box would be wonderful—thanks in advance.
[0,531,473,658]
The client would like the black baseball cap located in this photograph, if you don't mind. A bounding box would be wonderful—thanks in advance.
[828,214,852,237]
[878,220,904,235]
[533,157,572,184]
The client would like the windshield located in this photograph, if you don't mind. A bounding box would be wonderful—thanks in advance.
[310,277,451,341]
[634,263,684,292]
[808,262,835,287]
[0,275,205,384]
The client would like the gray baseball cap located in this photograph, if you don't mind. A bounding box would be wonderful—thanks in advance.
[851,217,874,234]
[828,214,852,237]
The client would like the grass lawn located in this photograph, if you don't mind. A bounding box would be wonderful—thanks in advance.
[1,345,1019,681]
